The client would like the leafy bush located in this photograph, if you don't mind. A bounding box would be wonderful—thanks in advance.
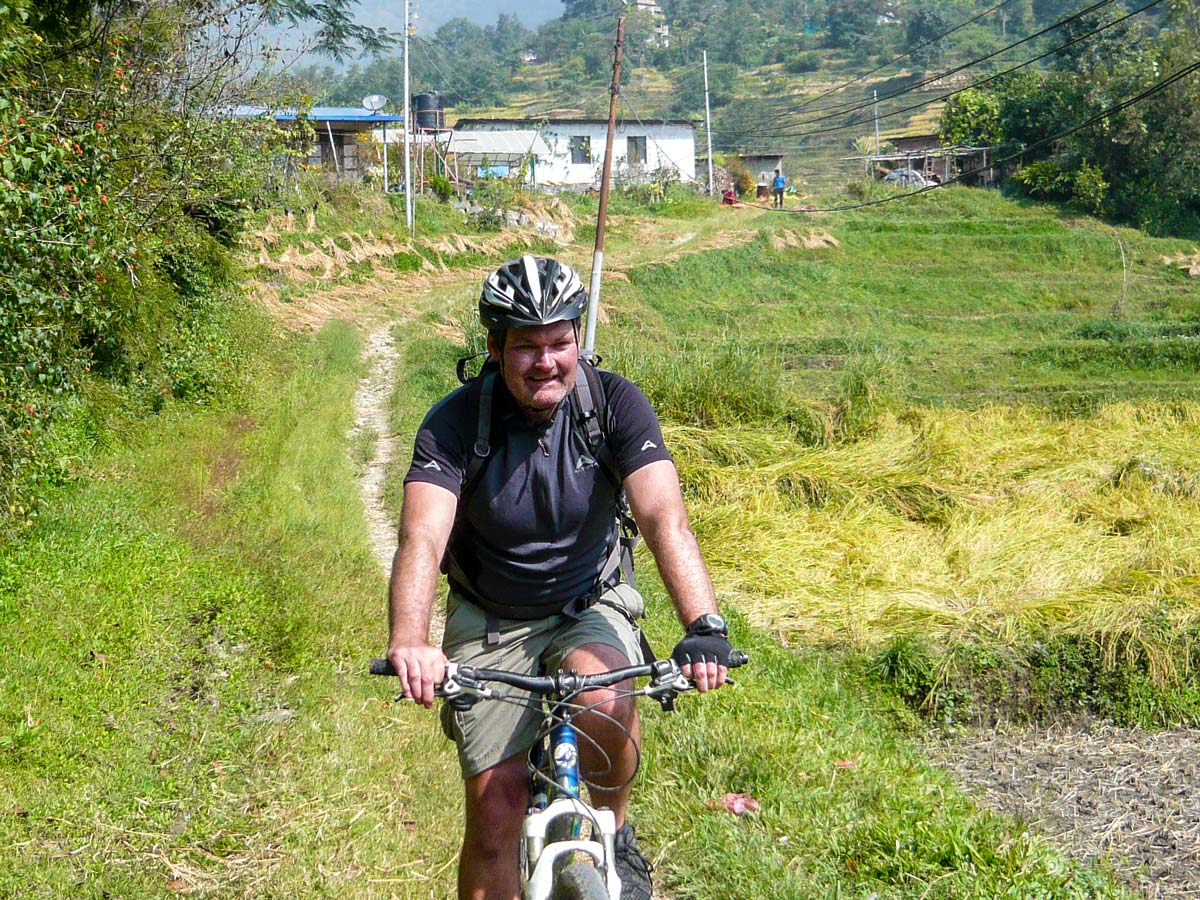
[430,174,454,202]
[784,51,821,73]
[939,87,1001,146]
[1071,162,1108,215]
[1011,159,1072,200]
[0,3,293,532]
[723,157,755,196]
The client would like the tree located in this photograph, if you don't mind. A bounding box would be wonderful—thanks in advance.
[939,88,1001,146]
[906,6,949,72]
[825,0,885,51]
[669,62,736,117]
[1,0,385,523]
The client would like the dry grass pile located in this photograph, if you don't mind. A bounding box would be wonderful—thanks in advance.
[771,228,840,251]
[246,228,548,282]
[669,402,1200,665]
[1161,248,1200,277]
[515,196,577,245]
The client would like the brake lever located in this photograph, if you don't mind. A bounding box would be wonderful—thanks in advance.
[392,662,493,707]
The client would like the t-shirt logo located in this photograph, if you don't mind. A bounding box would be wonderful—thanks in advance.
[640,440,658,452]
[423,460,442,471]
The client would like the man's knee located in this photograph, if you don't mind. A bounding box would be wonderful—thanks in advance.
[464,756,528,851]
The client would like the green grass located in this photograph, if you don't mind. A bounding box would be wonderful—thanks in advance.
[603,187,1198,412]
[636,607,1134,900]
[0,321,463,897]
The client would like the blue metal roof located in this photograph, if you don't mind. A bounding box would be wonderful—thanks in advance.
[228,105,403,123]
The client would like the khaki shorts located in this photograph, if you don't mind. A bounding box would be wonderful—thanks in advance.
[440,582,647,779]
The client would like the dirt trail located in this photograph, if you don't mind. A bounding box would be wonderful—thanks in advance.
[351,327,402,576]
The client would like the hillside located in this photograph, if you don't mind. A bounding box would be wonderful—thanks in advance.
[305,0,1196,222]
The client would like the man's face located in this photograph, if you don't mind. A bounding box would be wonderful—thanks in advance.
[490,320,579,421]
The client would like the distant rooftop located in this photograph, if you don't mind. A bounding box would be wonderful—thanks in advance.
[455,116,695,129]
[229,105,404,123]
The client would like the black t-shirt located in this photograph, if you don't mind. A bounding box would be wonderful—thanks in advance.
[405,368,672,612]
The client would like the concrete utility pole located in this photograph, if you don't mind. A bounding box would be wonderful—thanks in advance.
[703,49,714,196]
[582,16,624,359]
[873,89,881,155]
[403,0,414,234]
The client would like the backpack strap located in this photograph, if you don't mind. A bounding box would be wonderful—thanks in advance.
[572,361,640,590]
[460,367,498,501]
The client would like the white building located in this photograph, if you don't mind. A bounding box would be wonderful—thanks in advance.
[633,0,670,47]
[453,117,697,189]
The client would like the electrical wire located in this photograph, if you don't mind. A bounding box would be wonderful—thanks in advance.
[782,0,1025,117]
[616,89,696,179]
[757,57,1200,215]
[714,0,1125,144]
[717,0,1164,146]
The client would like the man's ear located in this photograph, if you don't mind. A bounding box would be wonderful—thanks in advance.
[486,330,502,361]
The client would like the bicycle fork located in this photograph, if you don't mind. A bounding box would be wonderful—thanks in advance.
[521,720,621,899]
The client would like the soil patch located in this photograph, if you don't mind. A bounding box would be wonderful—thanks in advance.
[929,724,1200,898]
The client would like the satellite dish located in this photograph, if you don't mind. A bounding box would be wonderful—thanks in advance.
[362,94,388,112]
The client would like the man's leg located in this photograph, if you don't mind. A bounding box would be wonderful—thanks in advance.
[459,753,529,900]
[561,641,641,825]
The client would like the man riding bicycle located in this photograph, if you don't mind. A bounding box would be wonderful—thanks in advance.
[387,255,734,900]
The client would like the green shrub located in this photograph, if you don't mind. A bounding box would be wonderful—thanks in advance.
[784,51,821,73]
[1011,159,1072,200]
[430,174,454,202]
[723,157,756,196]
[1071,162,1108,215]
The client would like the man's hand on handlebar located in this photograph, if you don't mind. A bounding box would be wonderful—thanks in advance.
[386,642,448,708]
[671,635,733,693]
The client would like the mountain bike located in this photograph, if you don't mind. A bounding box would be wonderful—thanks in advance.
[370,651,748,900]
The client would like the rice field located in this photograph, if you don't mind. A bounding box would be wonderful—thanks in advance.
[593,186,1200,723]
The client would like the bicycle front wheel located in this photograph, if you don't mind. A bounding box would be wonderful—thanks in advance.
[549,861,609,900]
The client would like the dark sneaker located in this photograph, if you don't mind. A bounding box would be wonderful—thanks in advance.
[614,822,654,900]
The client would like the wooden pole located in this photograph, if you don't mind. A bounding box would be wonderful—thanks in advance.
[582,16,625,359]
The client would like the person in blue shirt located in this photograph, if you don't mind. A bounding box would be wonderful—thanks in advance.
[772,168,786,208]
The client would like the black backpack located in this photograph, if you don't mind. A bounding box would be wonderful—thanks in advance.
[442,353,640,632]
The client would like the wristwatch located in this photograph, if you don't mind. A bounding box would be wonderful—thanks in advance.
[686,613,728,638]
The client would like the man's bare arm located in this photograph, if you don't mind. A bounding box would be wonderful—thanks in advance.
[387,480,457,707]
[624,460,726,691]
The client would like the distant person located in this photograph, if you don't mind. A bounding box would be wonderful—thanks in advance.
[772,168,786,209]
[721,187,737,206]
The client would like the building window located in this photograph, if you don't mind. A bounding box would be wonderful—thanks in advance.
[570,135,592,165]
[627,135,646,166]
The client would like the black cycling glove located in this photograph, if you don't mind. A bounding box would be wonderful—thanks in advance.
[671,633,734,668]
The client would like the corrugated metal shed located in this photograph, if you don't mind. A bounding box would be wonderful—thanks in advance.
[445,130,550,167]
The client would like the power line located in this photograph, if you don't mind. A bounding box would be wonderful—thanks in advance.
[616,89,695,178]
[760,57,1200,215]
[720,0,1163,146]
[782,0,1025,117]
[715,0,1124,145]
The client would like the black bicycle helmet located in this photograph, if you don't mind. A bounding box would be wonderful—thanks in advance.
[479,255,587,330]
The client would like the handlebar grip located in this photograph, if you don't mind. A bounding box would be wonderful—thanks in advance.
[728,650,749,668]
[369,658,396,676]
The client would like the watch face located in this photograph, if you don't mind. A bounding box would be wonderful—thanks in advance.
[691,614,727,636]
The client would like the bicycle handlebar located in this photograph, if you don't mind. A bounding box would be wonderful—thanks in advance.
[369,651,749,694]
